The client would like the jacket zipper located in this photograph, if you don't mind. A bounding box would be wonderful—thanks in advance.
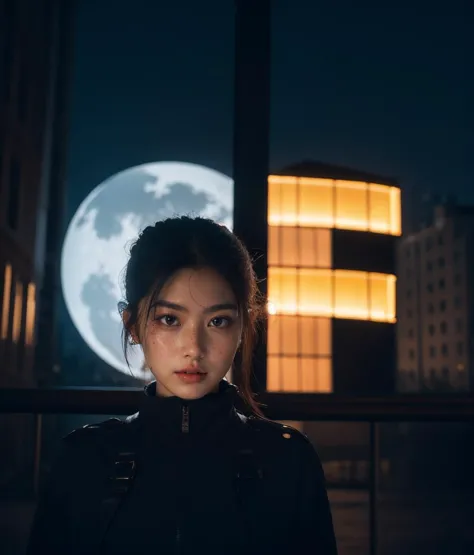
[176,404,189,553]
[181,405,189,433]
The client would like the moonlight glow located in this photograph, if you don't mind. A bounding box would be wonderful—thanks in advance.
[61,161,234,379]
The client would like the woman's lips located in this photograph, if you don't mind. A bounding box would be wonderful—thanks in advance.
[175,370,207,384]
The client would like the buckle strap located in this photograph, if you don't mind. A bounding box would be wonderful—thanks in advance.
[107,451,136,497]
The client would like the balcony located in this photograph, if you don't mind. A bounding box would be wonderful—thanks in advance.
[1,389,473,555]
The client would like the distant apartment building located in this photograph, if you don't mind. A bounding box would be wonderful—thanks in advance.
[397,203,474,392]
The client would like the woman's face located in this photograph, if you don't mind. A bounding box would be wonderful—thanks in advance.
[136,267,242,399]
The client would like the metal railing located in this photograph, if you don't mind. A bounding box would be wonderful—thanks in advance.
[2,388,473,419]
[1,388,473,555]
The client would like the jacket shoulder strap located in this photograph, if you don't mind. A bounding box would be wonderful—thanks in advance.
[77,418,138,553]
[231,412,265,547]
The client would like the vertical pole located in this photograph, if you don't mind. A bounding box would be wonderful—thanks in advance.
[232,0,271,394]
[34,0,75,386]
[33,413,43,495]
[369,421,379,555]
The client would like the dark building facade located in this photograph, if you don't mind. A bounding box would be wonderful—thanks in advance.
[0,0,74,492]
[266,161,401,394]
[0,0,74,386]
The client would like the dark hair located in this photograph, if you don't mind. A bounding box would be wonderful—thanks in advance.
[122,216,263,415]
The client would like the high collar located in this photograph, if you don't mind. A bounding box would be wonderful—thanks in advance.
[137,379,239,446]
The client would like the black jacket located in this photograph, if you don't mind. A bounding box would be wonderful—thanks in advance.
[27,381,338,555]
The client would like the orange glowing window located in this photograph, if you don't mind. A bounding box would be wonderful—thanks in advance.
[269,315,331,356]
[267,354,333,393]
[297,268,333,317]
[267,314,280,355]
[268,175,298,226]
[267,315,333,393]
[268,267,396,323]
[268,267,298,315]
[316,357,332,392]
[369,184,401,235]
[267,178,280,227]
[280,228,298,267]
[280,356,299,391]
[335,180,369,231]
[268,226,279,267]
[298,177,334,227]
[281,315,299,355]
[369,184,390,233]
[281,178,298,226]
[369,273,396,322]
[298,227,319,267]
[390,187,402,236]
[25,283,36,346]
[268,227,332,268]
[268,175,401,236]
[267,355,281,391]
[1,264,12,340]
[300,357,316,392]
[297,227,314,266]
[334,270,369,320]
[12,281,23,343]
[313,229,332,268]
[299,316,331,356]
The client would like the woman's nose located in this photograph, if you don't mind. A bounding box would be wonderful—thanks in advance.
[182,325,206,359]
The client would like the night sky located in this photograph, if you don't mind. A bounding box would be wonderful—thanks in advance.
[67,0,473,226]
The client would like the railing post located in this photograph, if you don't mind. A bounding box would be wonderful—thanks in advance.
[369,421,379,555]
[33,413,43,495]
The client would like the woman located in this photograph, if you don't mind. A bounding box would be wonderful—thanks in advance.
[27,216,338,555]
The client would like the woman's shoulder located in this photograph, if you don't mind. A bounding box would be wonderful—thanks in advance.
[63,416,128,440]
[239,415,323,481]
[247,415,307,438]
[62,417,124,444]
[57,415,139,462]
[243,415,316,455]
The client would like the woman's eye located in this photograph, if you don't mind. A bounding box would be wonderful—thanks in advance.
[158,314,179,327]
[210,316,231,328]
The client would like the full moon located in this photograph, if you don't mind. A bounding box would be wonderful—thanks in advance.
[61,161,234,379]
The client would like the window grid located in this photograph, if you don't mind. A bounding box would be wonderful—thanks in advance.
[268,176,401,236]
[268,267,396,323]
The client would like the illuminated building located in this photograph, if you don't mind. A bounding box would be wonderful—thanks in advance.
[0,0,74,388]
[0,0,74,496]
[266,161,401,394]
[397,202,474,392]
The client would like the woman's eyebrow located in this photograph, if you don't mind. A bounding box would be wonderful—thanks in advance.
[150,300,238,314]
[151,300,186,312]
[203,303,238,314]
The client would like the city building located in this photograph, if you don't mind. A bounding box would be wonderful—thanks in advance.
[0,0,74,387]
[397,202,474,392]
[266,160,401,394]
[0,0,74,495]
